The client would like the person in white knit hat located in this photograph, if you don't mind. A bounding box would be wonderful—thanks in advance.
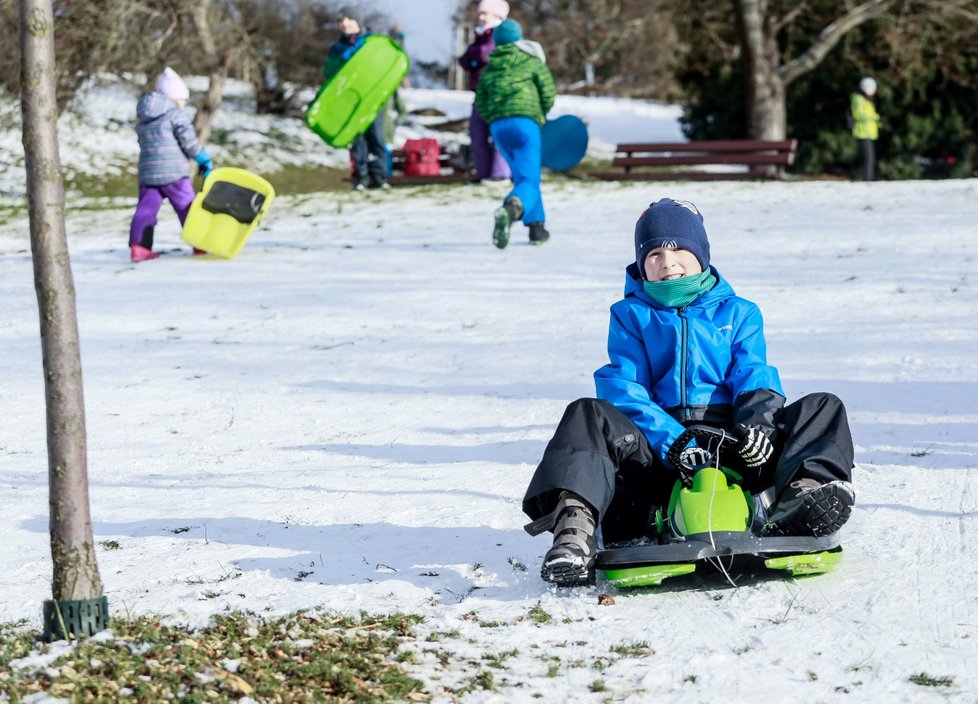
[128,67,214,262]
[850,76,880,181]
[457,0,512,183]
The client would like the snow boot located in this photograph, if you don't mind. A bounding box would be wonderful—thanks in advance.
[528,222,550,245]
[540,493,597,586]
[492,196,523,250]
[130,244,160,262]
[761,478,854,537]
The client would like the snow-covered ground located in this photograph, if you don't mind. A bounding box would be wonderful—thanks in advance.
[2,82,978,702]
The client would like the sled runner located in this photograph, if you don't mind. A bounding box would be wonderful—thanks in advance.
[306,35,409,148]
[541,114,589,171]
[596,425,844,588]
[181,167,275,258]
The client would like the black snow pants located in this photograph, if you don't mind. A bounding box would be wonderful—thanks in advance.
[522,394,854,544]
[856,139,876,181]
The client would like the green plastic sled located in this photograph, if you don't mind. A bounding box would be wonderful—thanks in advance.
[305,35,409,148]
[595,426,847,589]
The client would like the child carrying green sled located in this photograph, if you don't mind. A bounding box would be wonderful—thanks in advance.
[523,198,856,586]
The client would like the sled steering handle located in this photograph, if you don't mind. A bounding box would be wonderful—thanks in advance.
[666,424,739,474]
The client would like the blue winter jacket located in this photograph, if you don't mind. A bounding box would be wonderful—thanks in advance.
[594,264,785,466]
[322,32,370,83]
[135,92,204,187]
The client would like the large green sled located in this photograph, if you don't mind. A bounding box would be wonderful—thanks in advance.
[305,35,409,148]
[596,426,845,588]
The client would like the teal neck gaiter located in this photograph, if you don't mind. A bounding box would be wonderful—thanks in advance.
[642,269,717,309]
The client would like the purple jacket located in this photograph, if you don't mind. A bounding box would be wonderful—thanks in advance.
[135,91,204,187]
[458,27,496,91]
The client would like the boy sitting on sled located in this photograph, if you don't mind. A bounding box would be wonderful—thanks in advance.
[523,198,855,586]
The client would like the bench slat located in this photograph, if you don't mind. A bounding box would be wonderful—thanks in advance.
[591,170,770,182]
[616,139,797,154]
[388,172,471,185]
[613,153,794,168]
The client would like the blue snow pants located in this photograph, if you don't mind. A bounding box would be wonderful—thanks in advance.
[490,116,545,225]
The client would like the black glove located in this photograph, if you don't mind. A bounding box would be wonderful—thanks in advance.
[734,424,774,469]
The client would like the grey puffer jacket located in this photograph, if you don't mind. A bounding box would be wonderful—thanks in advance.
[135,91,204,186]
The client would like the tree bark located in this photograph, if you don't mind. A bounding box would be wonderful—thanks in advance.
[190,0,231,145]
[19,0,104,601]
[734,0,898,143]
[734,0,786,141]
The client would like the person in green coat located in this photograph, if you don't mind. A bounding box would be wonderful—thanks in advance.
[475,18,556,249]
[850,77,880,181]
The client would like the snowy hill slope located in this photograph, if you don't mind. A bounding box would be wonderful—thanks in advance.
[0,76,683,197]
[1,81,978,702]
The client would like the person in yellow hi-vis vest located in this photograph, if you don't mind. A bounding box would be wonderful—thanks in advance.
[850,77,880,181]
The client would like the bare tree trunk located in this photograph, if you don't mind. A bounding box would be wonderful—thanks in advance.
[735,0,898,145]
[19,0,104,605]
[190,0,232,145]
[734,0,787,141]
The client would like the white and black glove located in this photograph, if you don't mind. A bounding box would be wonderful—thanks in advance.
[678,446,711,470]
[671,445,712,487]
[734,424,775,469]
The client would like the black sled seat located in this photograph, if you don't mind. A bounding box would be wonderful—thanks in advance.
[202,181,266,224]
[181,167,276,258]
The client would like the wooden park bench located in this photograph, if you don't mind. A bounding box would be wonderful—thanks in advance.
[590,139,798,181]
[347,142,473,187]
[387,143,472,186]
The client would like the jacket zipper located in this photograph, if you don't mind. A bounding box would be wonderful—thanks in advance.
[678,307,690,421]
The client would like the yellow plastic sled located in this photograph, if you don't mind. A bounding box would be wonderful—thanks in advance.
[181,167,275,258]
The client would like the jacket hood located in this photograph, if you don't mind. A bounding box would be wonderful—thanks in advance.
[623,262,733,308]
[137,91,179,123]
[490,42,545,67]
[514,39,546,63]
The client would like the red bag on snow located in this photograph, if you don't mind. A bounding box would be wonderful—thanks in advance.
[403,138,441,176]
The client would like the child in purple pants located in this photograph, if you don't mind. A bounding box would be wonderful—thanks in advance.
[458,0,511,183]
[129,67,214,263]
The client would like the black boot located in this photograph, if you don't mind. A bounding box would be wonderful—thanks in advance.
[540,493,597,586]
[528,222,550,245]
[761,478,854,537]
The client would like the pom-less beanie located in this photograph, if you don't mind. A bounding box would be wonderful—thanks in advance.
[478,0,510,18]
[634,198,710,277]
[155,67,189,102]
[492,18,522,45]
[338,5,364,25]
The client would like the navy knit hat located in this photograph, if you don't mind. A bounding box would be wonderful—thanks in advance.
[634,198,710,278]
[493,18,522,45]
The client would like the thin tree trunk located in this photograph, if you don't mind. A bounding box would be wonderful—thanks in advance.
[190,0,232,145]
[20,0,103,601]
[779,0,897,85]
